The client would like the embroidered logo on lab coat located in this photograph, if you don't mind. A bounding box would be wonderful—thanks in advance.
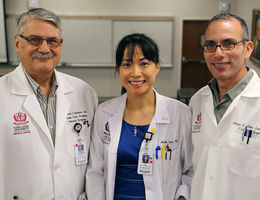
[12,111,31,135]
[192,112,202,133]
[103,122,111,144]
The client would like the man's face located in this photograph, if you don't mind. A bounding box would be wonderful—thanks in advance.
[14,18,63,79]
[203,19,253,85]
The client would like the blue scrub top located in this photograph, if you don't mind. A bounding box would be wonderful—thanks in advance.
[114,120,149,200]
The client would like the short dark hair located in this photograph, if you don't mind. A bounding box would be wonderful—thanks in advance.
[115,33,159,71]
[206,13,249,40]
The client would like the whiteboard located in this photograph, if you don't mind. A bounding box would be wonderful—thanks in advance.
[61,18,112,66]
[0,0,8,63]
[112,20,173,67]
[60,16,173,67]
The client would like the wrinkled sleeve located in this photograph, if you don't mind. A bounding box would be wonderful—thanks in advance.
[86,107,106,200]
[175,107,193,200]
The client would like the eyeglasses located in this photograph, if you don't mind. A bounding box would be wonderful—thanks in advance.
[18,34,63,48]
[203,39,248,52]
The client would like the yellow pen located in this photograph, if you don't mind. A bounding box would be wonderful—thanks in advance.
[161,145,166,160]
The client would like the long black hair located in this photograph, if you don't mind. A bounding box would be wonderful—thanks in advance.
[115,33,159,70]
[115,33,160,95]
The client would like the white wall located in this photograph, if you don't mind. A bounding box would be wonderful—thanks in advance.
[1,0,260,98]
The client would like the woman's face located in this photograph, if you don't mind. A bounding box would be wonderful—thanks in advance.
[117,45,160,97]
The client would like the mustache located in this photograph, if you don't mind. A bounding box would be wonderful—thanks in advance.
[32,52,55,59]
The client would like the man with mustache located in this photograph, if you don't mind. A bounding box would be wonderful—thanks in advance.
[0,8,97,200]
[189,13,260,200]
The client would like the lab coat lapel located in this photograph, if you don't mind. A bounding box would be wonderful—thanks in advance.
[55,72,72,144]
[11,64,33,95]
[148,92,170,143]
[11,64,52,144]
[23,95,52,142]
[219,95,240,125]
[153,91,170,125]
[218,71,260,125]
[201,89,217,126]
[107,95,126,153]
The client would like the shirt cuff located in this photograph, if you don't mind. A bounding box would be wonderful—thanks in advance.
[175,184,190,200]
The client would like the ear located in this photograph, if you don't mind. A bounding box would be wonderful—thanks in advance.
[59,38,64,49]
[245,40,254,59]
[155,62,160,77]
[14,35,21,53]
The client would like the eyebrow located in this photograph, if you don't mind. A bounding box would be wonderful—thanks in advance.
[122,57,148,62]
[205,38,235,43]
[27,34,60,39]
[139,58,148,61]
[122,59,132,62]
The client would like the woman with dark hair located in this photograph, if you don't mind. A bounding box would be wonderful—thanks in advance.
[86,33,193,200]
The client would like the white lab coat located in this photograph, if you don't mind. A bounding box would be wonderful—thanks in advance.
[0,64,98,200]
[189,69,260,200]
[86,91,193,200]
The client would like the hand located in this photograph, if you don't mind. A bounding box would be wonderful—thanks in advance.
[178,196,186,200]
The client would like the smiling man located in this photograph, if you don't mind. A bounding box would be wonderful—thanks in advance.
[189,13,260,200]
[0,8,97,200]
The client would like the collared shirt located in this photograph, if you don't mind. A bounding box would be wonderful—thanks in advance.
[208,68,253,124]
[23,67,58,145]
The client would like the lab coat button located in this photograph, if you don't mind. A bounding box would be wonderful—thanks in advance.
[146,184,151,190]
[53,165,59,171]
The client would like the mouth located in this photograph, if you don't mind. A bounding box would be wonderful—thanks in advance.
[128,80,146,87]
[212,62,230,70]
[32,52,55,59]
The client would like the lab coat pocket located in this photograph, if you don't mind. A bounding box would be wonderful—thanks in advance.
[161,143,179,181]
[161,148,179,200]
[228,133,260,179]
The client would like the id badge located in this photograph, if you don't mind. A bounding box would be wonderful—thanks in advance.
[75,141,88,165]
[137,144,153,175]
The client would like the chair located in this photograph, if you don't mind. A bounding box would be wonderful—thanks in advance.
[177,88,199,105]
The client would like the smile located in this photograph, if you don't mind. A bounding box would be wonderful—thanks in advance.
[212,62,230,70]
[32,52,54,59]
[214,63,229,67]
[129,81,145,85]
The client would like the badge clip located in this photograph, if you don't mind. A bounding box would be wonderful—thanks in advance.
[144,131,153,142]
[74,123,82,135]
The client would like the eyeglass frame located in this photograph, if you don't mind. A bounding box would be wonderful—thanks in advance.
[203,39,248,52]
[17,34,63,48]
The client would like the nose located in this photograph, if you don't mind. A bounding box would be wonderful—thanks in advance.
[214,45,225,58]
[131,64,142,76]
[38,40,51,53]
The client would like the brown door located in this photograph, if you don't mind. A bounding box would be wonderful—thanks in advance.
[181,20,212,88]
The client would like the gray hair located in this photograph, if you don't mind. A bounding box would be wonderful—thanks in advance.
[206,13,249,40]
[16,8,62,36]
